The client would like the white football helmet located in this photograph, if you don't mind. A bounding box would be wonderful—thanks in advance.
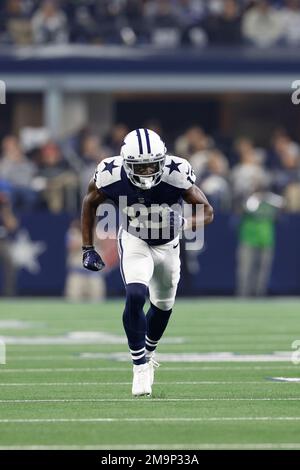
[121,128,167,190]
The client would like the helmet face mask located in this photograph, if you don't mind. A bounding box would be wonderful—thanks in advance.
[124,157,165,190]
[131,162,160,176]
[121,129,167,190]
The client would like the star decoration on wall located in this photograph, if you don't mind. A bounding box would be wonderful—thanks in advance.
[102,160,119,175]
[165,160,182,175]
[11,229,46,274]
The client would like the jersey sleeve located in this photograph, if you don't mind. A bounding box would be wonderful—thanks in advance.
[93,157,122,190]
[162,156,196,190]
[183,159,196,189]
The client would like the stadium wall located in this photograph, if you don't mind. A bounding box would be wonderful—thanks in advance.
[2,213,299,297]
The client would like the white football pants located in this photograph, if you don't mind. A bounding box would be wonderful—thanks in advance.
[117,229,181,311]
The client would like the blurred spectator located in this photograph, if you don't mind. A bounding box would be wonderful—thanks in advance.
[31,0,68,45]
[174,0,206,27]
[0,191,18,296]
[175,126,214,178]
[146,0,182,47]
[204,0,242,45]
[272,129,300,163]
[36,141,78,213]
[105,123,129,156]
[0,135,37,210]
[69,4,99,44]
[122,0,151,45]
[272,133,300,210]
[0,0,33,45]
[37,140,69,177]
[200,149,232,210]
[242,0,284,47]
[79,134,107,196]
[175,0,207,46]
[92,0,125,45]
[231,137,269,203]
[281,0,300,46]
[236,189,284,296]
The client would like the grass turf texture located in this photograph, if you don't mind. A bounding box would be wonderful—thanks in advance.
[0,298,300,450]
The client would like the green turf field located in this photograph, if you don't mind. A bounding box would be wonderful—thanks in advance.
[0,298,300,450]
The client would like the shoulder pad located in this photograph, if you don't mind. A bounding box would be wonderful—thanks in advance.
[94,156,123,189]
[162,155,196,190]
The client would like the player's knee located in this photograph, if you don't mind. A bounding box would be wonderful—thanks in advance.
[125,283,147,311]
[151,298,174,312]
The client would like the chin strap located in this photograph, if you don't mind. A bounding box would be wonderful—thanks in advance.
[140,177,154,190]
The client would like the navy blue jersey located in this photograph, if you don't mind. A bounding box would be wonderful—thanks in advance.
[94,155,196,245]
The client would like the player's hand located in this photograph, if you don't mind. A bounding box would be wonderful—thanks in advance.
[168,210,187,232]
[82,247,105,271]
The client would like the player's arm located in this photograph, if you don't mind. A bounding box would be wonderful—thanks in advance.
[81,179,107,271]
[183,184,214,229]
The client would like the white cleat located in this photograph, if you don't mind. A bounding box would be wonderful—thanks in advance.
[146,355,160,386]
[132,363,152,397]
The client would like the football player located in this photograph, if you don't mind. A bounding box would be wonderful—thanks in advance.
[81,129,213,396]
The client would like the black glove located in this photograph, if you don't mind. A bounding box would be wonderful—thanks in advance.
[82,246,105,272]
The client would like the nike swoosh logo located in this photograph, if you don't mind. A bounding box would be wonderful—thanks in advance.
[173,243,179,249]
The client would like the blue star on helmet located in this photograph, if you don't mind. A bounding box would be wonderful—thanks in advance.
[102,160,119,175]
[165,160,182,175]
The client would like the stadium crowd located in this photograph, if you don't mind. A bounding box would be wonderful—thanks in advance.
[0,123,300,214]
[0,0,300,48]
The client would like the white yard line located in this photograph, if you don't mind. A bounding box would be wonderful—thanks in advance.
[0,368,133,372]
[0,381,271,386]
[0,417,300,423]
[0,368,130,372]
[1,354,293,367]
[0,444,299,450]
[4,356,77,361]
[0,365,298,372]
[0,397,300,403]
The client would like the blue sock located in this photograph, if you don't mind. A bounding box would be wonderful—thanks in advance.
[123,283,147,365]
[145,302,172,355]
